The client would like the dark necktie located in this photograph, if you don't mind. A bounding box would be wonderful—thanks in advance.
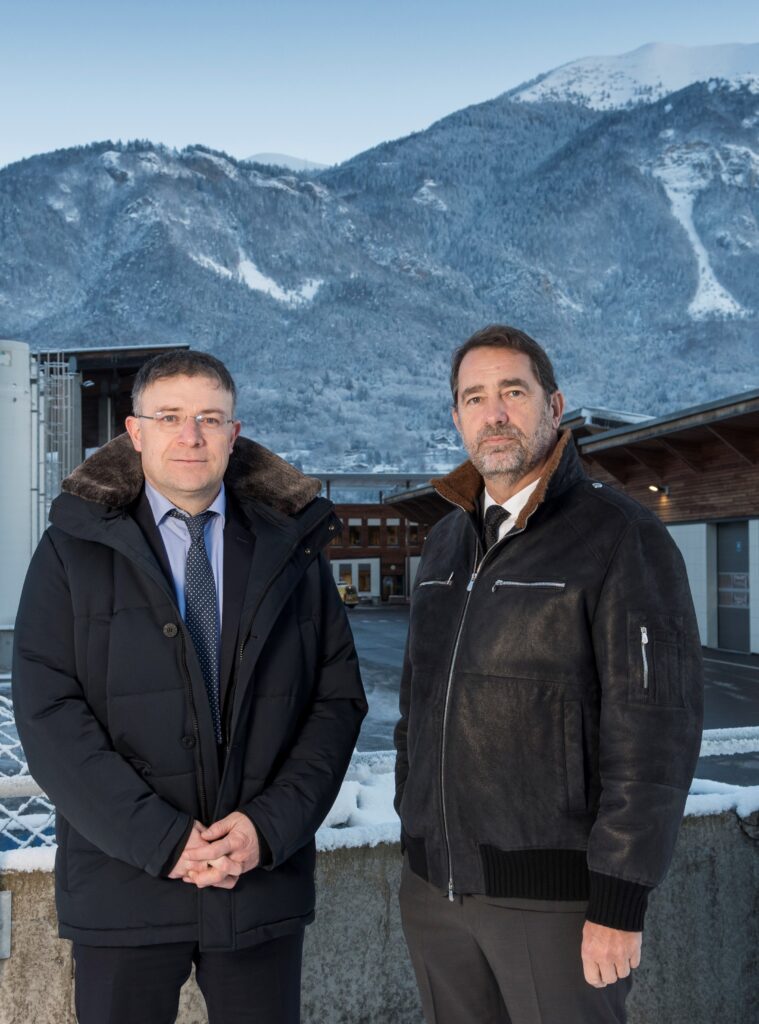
[483,504,510,551]
[169,509,222,743]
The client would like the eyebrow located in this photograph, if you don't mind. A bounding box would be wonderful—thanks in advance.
[460,378,532,400]
[153,406,229,415]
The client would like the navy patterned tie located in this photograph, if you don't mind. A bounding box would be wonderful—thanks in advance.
[483,505,510,551]
[169,510,222,743]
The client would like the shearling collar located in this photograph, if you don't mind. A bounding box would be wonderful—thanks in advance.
[62,432,321,517]
[431,429,579,529]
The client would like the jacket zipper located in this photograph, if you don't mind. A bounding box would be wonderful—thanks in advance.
[640,626,649,691]
[438,522,527,901]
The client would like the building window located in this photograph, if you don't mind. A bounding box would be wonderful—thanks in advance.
[349,519,362,545]
[338,564,353,585]
[358,563,372,592]
[386,518,400,546]
[367,518,381,546]
[408,522,419,545]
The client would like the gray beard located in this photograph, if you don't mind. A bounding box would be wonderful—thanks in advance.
[467,418,556,489]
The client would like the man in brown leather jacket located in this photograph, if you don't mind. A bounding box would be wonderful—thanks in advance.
[394,325,703,1024]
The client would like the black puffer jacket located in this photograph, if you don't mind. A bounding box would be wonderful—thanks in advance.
[395,431,703,931]
[13,435,366,950]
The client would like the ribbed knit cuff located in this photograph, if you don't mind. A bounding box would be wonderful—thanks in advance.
[587,871,651,931]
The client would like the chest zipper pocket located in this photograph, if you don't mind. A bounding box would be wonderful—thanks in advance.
[418,572,454,588]
[492,580,566,592]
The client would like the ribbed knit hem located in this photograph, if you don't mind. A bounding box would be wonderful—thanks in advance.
[479,846,589,900]
[587,871,651,931]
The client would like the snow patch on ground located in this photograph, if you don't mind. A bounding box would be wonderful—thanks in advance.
[47,196,80,223]
[247,170,298,194]
[236,251,322,306]
[191,151,239,180]
[316,751,400,851]
[413,180,448,212]
[699,725,759,757]
[650,143,750,320]
[100,151,133,184]
[191,253,234,279]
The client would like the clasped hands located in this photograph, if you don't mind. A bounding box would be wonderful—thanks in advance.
[168,812,260,890]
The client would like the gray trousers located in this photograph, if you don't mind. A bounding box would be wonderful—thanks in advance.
[399,858,632,1024]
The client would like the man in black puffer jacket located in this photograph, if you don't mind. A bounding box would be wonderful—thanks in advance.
[395,325,703,1024]
[13,351,366,1024]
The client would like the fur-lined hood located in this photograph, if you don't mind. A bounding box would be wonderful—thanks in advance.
[430,429,580,529]
[62,432,322,518]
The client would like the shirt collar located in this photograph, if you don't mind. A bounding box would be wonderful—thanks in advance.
[482,477,540,521]
[144,480,227,527]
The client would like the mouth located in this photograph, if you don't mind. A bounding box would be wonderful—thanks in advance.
[480,435,518,447]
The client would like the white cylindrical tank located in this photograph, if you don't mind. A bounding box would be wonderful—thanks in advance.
[0,340,33,627]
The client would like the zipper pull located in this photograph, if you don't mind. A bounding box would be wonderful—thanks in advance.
[641,626,649,644]
[640,626,649,691]
[448,879,455,902]
[467,572,478,592]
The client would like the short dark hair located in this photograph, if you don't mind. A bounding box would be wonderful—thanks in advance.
[131,350,237,412]
[450,324,558,404]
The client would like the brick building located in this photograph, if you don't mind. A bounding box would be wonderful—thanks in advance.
[327,503,429,602]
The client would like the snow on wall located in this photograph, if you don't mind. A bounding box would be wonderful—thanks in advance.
[3,746,758,872]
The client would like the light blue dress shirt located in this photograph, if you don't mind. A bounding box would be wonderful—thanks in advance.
[144,481,225,629]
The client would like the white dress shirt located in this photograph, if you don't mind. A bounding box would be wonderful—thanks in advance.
[482,477,540,544]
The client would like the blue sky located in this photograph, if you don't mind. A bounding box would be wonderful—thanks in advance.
[1,0,758,168]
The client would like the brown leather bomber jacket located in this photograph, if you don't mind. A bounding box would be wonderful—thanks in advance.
[394,431,704,931]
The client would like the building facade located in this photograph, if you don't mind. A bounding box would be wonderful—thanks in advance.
[327,504,428,602]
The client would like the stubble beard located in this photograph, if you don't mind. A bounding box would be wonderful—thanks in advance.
[467,411,556,488]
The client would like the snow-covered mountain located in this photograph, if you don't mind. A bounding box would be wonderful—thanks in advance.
[246,153,328,172]
[1,50,758,472]
[512,42,759,109]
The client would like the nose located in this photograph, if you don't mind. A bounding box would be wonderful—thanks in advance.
[176,415,204,444]
[483,394,509,425]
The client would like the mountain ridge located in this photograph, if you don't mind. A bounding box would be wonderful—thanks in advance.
[0,64,757,471]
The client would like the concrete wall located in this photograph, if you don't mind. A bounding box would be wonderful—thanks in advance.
[1,812,757,1024]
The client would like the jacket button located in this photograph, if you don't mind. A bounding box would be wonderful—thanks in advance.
[328,524,336,531]
[163,623,178,638]
[180,735,196,749]
[304,547,312,555]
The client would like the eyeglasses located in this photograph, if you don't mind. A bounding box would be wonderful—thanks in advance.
[137,412,235,433]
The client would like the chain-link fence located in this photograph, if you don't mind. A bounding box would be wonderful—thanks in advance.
[0,694,55,850]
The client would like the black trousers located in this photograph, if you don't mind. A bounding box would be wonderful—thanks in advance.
[400,858,632,1024]
[72,931,304,1024]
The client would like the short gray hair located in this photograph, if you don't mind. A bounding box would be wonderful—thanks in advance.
[132,350,237,412]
